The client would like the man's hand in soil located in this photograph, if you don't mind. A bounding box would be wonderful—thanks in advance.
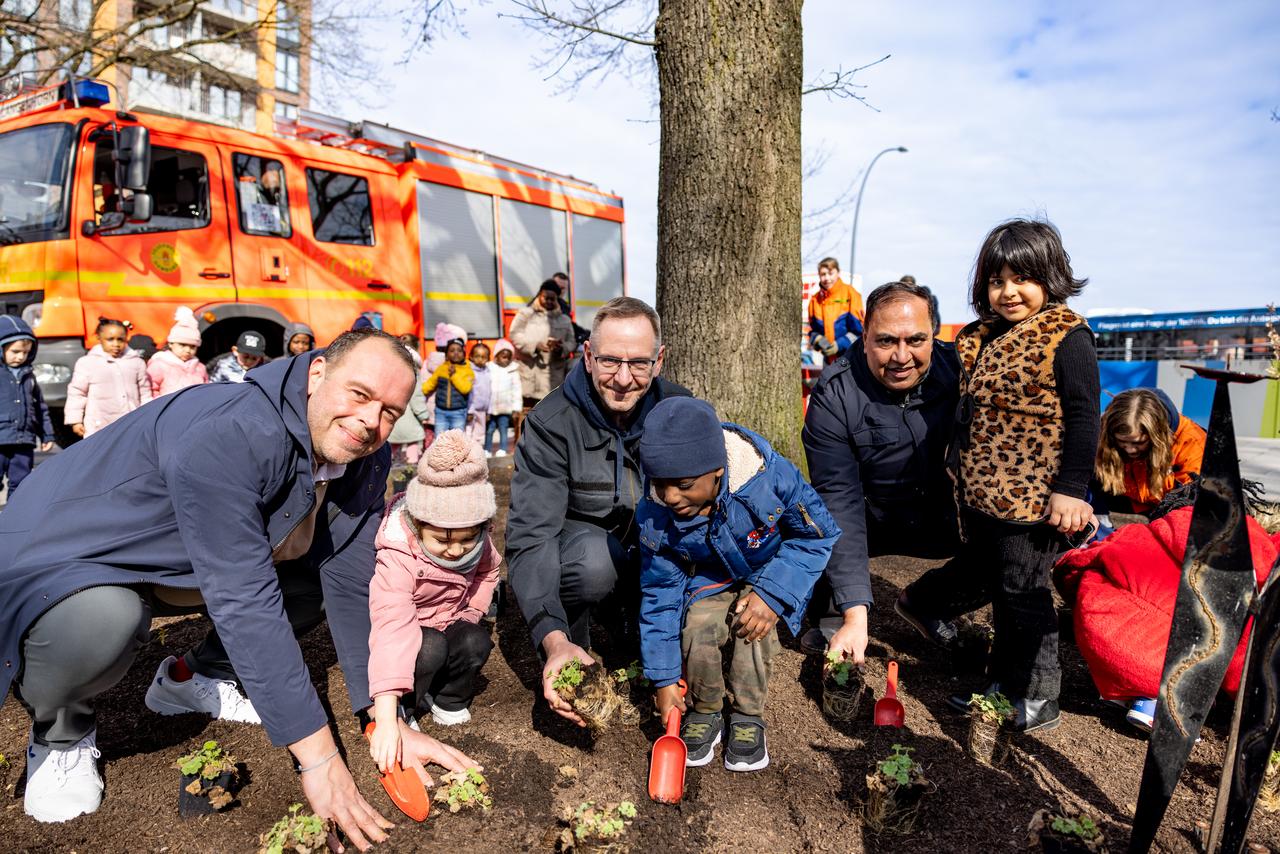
[541,631,590,727]
[294,730,392,853]
[826,604,868,666]
[654,684,687,722]
[732,592,779,642]
[397,721,479,788]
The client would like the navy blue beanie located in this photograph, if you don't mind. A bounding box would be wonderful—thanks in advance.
[639,397,726,479]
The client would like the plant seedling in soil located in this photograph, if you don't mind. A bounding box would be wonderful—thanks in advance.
[1027,808,1107,853]
[556,800,638,851]
[821,650,864,722]
[174,740,238,816]
[863,744,932,834]
[611,660,647,687]
[1260,750,1280,813]
[552,658,625,733]
[433,768,493,813]
[258,804,334,854]
[967,692,1016,767]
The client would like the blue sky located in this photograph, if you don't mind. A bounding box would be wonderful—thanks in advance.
[336,0,1280,325]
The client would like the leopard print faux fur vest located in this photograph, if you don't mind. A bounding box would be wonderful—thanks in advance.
[954,303,1089,522]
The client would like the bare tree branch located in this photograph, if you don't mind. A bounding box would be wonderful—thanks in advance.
[802,53,890,109]
[507,0,653,46]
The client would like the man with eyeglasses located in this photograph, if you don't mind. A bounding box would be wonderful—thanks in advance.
[506,296,690,727]
[800,281,961,668]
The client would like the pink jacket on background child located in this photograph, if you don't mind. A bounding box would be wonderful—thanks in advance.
[65,345,152,436]
[367,497,501,698]
[147,349,209,397]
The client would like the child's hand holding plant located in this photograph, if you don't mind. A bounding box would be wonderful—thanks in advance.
[733,591,779,642]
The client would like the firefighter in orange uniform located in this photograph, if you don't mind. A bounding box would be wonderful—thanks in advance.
[807,257,865,359]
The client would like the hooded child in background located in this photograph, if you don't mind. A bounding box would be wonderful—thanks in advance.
[0,315,55,496]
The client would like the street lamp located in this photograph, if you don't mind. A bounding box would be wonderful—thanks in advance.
[848,146,908,279]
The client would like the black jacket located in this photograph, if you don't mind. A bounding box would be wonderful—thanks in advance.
[801,339,959,610]
[0,315,53,446]
[506,360,689,647]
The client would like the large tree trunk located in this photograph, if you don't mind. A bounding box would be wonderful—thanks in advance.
[654,0,805,464]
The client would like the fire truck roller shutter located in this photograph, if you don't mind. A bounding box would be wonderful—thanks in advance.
[499,198,568,313]
[196,303,290,362]
[417,182,501,339]
[569,214,625,329]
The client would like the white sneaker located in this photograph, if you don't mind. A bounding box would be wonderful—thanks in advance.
[431,704,472,726]
[144,655,262,724]
[494,449,507,458]
[24,728,104,823]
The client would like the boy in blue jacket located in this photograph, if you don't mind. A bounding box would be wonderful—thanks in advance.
[0,315,54,498]
[637,397,839,772]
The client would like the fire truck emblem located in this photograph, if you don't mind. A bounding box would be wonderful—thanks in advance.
[151,243,179,273]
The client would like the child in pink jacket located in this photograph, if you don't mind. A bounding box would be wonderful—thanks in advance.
[368,430,499,773]
[146,307,209,397]
[64,316,152,438]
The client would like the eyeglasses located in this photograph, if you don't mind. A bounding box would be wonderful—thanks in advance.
[592,355,656,377]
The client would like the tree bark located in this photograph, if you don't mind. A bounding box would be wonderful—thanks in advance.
[654,0,805,463]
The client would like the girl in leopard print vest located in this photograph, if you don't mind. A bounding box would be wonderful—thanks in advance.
[899,219,1099,733]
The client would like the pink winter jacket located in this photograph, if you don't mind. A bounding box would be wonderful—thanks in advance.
[368,498,500,699]
[65,345,152,436]
[147,349,209,397]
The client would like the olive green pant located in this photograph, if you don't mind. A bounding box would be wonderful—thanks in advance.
[682,585,779,717]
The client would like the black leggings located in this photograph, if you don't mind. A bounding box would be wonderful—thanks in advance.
[413,621,493,712]
[903,510,1065,702]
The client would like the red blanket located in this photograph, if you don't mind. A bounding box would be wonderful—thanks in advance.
[1054,507,1280,700]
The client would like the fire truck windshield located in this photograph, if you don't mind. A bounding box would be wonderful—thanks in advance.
[0,122,75,245]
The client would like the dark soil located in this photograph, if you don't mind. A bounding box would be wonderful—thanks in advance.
[2,462,1277,852]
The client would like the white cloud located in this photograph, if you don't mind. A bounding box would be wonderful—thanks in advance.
[335,1,1280,323]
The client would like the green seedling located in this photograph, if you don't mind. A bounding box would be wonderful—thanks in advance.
[1269,750,1280,772]
[568,800,638,842]
[434,768,492,813]
[259,804,331,854]
[611,660,648,686]
[1050,814,1102,841]
[876,744,919,787]
[968,692,1016,724]
[825,650,855,686]
[176,740,236,779]
[552,658,586,693]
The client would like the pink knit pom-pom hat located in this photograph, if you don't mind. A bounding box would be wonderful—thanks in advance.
[405,430,496,528]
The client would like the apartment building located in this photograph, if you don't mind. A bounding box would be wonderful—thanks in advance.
[1,0,308,134]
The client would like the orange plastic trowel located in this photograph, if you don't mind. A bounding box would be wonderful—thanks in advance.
[363,721,431,822]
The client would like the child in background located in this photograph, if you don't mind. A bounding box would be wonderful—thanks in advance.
[421,323,467,449]
[207,330,267,383]
[486,339,521,457]
[424,338,474,434]
[1094,388,1205,517]
[65,316,152,438]
[637,398,838,772]
[465,342,491,448]
[283,322,316,356]
[0,315,54,497]
[146,307,208,397]
[898,219,1099,733]
[368,431,499,771]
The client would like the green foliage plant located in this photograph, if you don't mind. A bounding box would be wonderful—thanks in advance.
[969,692,1016,725]
[825,650,854,686]
[552,658,586,694]
[1050,814,1101,841]
[175,740,236,779]
[259,804,331,854]
[434,768,492,813]
[876,744,919,787]
[569,800,638,842]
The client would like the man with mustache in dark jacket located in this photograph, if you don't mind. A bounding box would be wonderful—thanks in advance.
[506,297,689,727]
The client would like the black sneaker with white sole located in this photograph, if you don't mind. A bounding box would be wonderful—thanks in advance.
[723,713,769,772]
[681,711,722,767]
[894,592,959,649]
